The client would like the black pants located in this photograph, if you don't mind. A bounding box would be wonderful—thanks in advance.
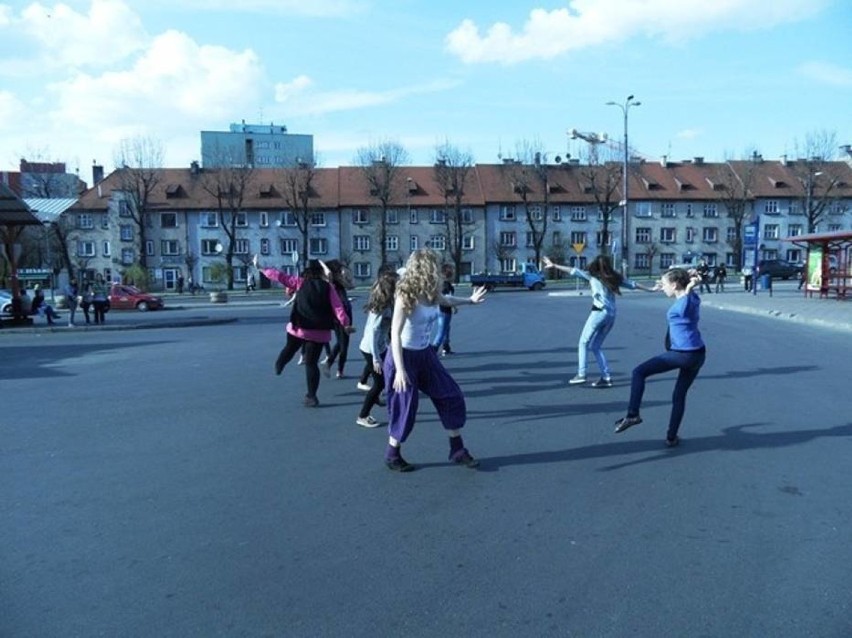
[326,324,350,374]
[359,350,385,418]
[278,334,325,398]
[92,301,107,324]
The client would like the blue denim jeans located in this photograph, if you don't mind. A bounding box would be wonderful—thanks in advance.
[577,310,615,378]
[431,311,452,351]
[627,348,706,440]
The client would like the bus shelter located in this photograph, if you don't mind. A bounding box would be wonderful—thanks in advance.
[783,230,852,299]
[0,183,42,319]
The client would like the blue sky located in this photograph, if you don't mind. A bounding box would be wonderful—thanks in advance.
[1,0,850,181]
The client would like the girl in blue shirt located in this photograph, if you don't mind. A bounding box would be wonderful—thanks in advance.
[614,268,706,447]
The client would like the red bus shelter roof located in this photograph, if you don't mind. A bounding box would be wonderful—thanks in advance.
[782,230,852,250]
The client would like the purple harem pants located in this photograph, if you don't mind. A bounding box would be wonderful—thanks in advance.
[383,346,466,443]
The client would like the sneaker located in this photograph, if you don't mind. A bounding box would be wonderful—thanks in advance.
[449,448,480,469]
[297,355,305,366]
[356,382,372,392]
[303,395,320,407]
[335,371,344,379]
[591,377,613,388]
[568,375,587,385]
[614,415,643,433]
[356,415,380,428]
[385,456,414,472]
[665,436,680,448]
[320,356,330,365]
[320,362,331,378]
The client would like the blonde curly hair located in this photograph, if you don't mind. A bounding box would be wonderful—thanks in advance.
[396,249,441,314]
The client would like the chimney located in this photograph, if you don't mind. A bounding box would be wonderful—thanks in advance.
[190,160,200,175]
[781,154,789,166]
[693,157,704,165]
[661,155,668,167]
[92,162,104,185]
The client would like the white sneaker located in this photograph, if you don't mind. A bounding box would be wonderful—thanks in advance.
[356,415,381,428]
[568,374,587,385]
[297,355,305,365]
[321,362,332,378]
[356,382,372,392]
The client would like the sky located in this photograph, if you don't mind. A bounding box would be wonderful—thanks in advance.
[1,0,850,184]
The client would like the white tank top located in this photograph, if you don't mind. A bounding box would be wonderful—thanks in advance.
[400,302,439,350]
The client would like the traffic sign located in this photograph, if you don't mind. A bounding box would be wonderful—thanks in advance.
[572,242,586,254]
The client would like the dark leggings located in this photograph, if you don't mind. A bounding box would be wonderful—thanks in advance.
[326,324,350,374]
[358,351,385,418]
[278,334,325,398]
[627,348,706,440]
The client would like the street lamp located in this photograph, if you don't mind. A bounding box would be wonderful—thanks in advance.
[606,95,641,275]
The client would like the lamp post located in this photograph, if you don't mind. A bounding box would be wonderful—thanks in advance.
[606,95,641,275]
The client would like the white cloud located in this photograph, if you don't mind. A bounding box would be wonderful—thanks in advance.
[0,90,27,131]
[274,76,461,116]
[446,0,829,64]
[796,61,852,87]
[16,0,148,69]
[148,0,366,18]
[676,128,702,140]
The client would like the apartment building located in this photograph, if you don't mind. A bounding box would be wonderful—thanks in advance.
[69,158,852,290]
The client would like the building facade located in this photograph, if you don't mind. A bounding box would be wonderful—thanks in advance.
[200,121,314,168]
[68,158,852,290]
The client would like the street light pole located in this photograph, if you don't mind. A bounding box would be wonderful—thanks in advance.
[606,95,641,275]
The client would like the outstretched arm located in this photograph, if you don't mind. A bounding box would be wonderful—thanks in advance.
[542,256,575,276]
[438,286,488,308]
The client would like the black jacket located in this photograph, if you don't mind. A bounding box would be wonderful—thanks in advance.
[290,279,335,330]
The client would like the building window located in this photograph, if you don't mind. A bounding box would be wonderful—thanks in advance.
[280,238,298,254]
[552,230,562,246]
[234,239,250,254]
[145,240,154,256]
[702,227,718,243]
[428,235,446,251]
[161,240,180,256]
[102,240,111,257]
[410,235,419,251]
[120,225,134,241]
[201,239,219,255]
[353,209,369,224]
[570,206,587,222]
[635,202,652,218]
[100,214,109,229]
[77,241,96,257]
[686,227,695,243]
[161,212,177,228]
[597,210,613,223]
[659,253,676,269]
[634,253,650,270]
[354,262,371,278]
[787,224,802,237]
[703,203,718,218]
[118,200,131,217]
[551,206,562,222]
[385,235,399,252]
[260,238,270,255]
[310,213,325,227]
[684,203,694,218]
[235,212,248,227]
[386,209,399,225]
[121,248,134,265]
[635,227,652,243]
[260,211,269,227]
[529,205,543,221]
[430,209,446,224]
[763,224,780,240]
[462,235,474,250]
[202,212,218,227]
[526,232,535,247]
[596,231,612,247]
[661,203,676,218]
[764,200,779,215]
[499,258,517,273]
[354,235,371,252]
[461,208,474,224]
[570,231,587,245]
[499,205,515,221]
[280,211,296,227]
[726,227,737,242]
[310,238,328,255]
[410,209,418,224]
[500,231,516,247]
[77,214,94,229]
[660,227,676,243]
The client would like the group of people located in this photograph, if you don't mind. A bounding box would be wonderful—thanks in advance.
[696,260,728,293]
[259,249,706,472]
[63,274,109,326]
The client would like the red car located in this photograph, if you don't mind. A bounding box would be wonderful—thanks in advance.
[108,284,164,311]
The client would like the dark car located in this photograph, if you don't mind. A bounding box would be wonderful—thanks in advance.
[757,260,801,280]
[108,284,164,311]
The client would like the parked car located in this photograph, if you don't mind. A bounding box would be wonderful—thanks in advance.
[108,284,164,311]
[756,259,801,280]
[0,289,12,314]
[469,263,546,290]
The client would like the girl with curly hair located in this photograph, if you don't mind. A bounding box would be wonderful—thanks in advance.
[614,268,706,447]
[383,249,487,472]
[354,268,398,428]
[543,254,654,387]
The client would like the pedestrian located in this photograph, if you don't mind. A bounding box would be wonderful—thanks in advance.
[188,275,196,295]
[31,285,60,325]
[79,281,92,324]
[177,274,185,294]
[64,277,80,326]
[383,249,487,472]
[89,273,109,324]
[246,272,256,293]
[713,263,727,293]
[613,268,706,448]
[322,260,355,379]
[430,263,456,355]
[542,255,655,387]
[696,259,713,293]
[742,266,753,292]
[254,254,354,407]
[355,268,398,428]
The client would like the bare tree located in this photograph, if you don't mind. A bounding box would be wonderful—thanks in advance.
[277,157,319,265]
[201,164,255,290]
[356,140,410,267]
[717,154,758,270]
[578,144,623,258]
[433,141,475,280]
[790,130,844,233]
[501,140,550,266]
[113,136,165,270]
